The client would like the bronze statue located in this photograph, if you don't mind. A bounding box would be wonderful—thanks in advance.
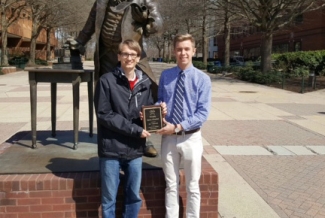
[68,0,163,157]
[68,0,162,82]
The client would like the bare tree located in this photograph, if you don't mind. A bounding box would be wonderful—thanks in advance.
[52,0,94,45]
[0,0,26,66]
[206,0,246,67]
[42,0,93,60]
[177,0,209,62]
[24,0,47,65]
[201,0,209,65]
[152,0,215,63]
[222,0,231,67]
[149,35,164,58]
[152,0,182,59]
[24,0,93,65]
[230,0,325,73]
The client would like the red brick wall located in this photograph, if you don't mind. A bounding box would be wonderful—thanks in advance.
[217,8,325,59]
[0,158,218,218]
[0,18,58,47]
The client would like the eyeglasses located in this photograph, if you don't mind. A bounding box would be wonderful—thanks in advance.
[119,53,139,59]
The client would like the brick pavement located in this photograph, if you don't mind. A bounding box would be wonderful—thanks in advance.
[202,120,325,146]
[269,104,325,116]
[224,155,325,218]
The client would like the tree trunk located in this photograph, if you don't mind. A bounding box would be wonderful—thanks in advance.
[202,15,208,66]
[167,39,171,61]
[46,28,52,61]
[1,12,9,66]
[162,39,166,60]
[261,33,273,73]
[28,21,39,66]
[185,19,191,33]
[224,3,231,67]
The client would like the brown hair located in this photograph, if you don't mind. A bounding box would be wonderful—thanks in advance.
[173,34,196,49]
[118,39,141,56]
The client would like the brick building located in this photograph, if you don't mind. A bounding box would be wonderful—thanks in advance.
[0,16,58,61]
[217,8,325,61]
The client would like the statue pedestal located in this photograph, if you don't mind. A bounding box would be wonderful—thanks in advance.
[0,157,218,217]
[1,66,17,74]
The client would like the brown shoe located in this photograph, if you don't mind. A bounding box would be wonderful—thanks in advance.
[144,141,158,157]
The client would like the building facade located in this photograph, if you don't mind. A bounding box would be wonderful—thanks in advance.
[0,17,57,61]
[217,8,325,61]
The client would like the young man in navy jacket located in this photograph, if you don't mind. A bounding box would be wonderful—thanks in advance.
[94,39,164,218]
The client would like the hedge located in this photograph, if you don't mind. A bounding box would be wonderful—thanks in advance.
[272,50,325,77]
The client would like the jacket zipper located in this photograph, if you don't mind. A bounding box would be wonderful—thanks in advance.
[130,77,149,108]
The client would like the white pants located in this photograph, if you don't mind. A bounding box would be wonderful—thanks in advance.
[161,131,203,218]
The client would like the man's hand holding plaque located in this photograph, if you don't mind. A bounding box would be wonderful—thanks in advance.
[141,102,166,133]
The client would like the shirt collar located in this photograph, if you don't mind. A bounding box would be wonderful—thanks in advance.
[116,67,143,81]
[176,64,194,75]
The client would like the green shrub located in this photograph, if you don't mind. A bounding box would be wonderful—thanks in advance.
[164,59,175,63]
[272,50,325,77]
[8,56,28,66]
[235,68,282,85]
[35,59,48,66]
[209,66,222,74]
[192,61,207,69]
[234,67,255,82]
[209,65,242,74]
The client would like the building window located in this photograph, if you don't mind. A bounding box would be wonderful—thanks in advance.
[213,37,217,46]
[294,41,301,51]
[295,14,303,24]
[273,43,289,53]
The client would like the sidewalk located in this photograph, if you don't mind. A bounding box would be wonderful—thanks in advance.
[205,71,325,218]
[0,61,325,217]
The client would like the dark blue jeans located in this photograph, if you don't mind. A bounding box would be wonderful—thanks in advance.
[100,157,142,218]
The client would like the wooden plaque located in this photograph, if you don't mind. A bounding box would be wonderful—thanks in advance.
[142,105,163,132]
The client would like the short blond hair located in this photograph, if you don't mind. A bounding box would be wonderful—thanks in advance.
[173,34,196,49]
[118,39,141,56]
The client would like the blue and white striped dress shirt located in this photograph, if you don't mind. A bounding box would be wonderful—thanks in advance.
[157,65,212,131]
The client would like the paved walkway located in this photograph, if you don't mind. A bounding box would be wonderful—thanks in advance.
[1,61,325,218]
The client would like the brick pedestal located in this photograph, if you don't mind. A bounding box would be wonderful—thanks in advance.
[1,67,17,74]
[0,158,218,218]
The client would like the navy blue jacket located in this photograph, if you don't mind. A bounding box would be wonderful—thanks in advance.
[94,67,155,160]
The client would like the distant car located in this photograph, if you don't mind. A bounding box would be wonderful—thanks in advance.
[230,56,245,66]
